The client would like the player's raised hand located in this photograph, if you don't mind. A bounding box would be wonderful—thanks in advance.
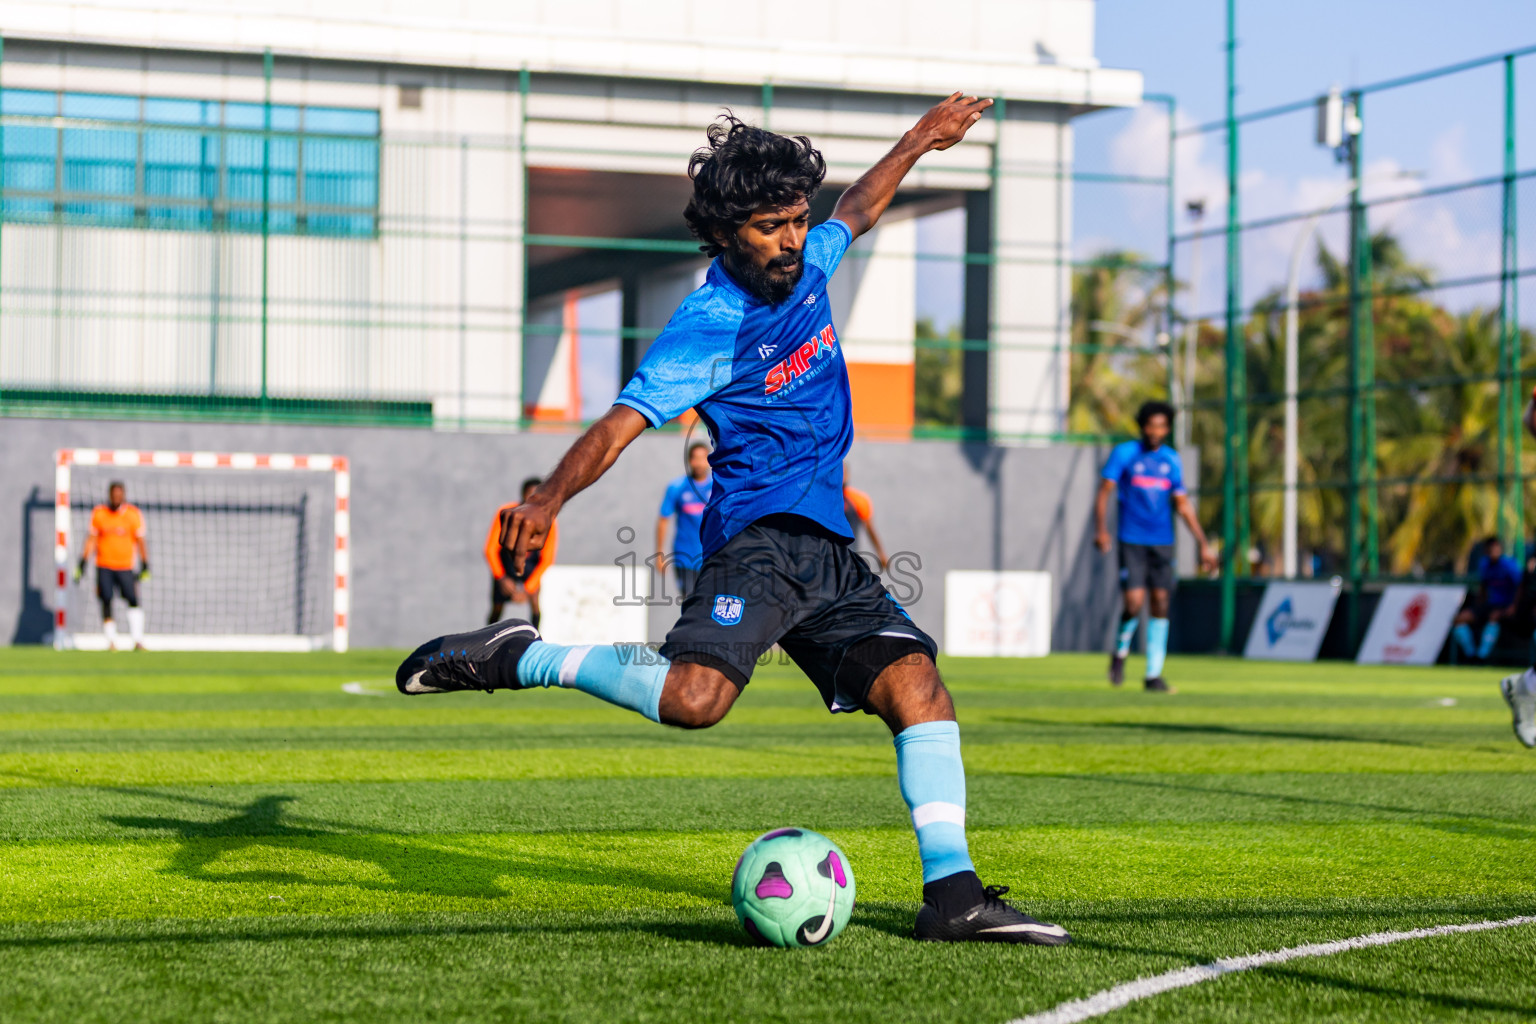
[499,499,553,575]
[913,92,993,152]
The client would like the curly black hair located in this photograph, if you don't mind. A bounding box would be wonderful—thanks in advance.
[1136,400,1177,429]
[683,114,827,257]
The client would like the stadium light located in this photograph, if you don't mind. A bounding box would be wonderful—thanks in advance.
[1282,170,1420,578]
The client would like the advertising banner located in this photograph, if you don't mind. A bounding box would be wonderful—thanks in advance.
[1356,584,1467,665]
[944,570,1052,657]
[537,564,650,645]
[1243,581,1342,661]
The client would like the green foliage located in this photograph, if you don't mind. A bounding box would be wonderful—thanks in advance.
[914,318,963,427]
[1074,230,1532,574]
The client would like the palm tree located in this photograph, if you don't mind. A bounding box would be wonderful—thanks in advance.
[1068,251,1169,437]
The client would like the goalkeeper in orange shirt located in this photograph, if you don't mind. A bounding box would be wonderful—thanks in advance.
[486,477,559,628]
[74,480,149,650]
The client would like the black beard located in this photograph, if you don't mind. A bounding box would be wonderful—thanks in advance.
[724,248,803,305]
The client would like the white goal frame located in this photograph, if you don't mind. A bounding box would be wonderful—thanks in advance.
[53,448,351,652]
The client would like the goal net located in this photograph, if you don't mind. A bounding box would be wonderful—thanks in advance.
[54,449,350,651]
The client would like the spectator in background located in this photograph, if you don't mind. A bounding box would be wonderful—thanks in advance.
[1453,536,1521,662]
[486,477,559,628]
[656,443,713,599]
[842,463,889,572]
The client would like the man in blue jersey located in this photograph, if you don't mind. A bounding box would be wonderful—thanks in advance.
[1452,536,1521,663]
[395,94,1071,946]
[655,442,713,598]
[1094,400,1216,692]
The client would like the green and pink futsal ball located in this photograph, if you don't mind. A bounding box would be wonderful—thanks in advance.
[731,828,856,948]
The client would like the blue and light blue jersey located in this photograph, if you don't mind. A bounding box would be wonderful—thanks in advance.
[617,220,855,556]
[659,473,712,570]
[1102,439,1186,546]
[1478,554,1522,607]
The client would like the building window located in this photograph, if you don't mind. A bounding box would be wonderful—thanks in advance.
[0,89,380,237]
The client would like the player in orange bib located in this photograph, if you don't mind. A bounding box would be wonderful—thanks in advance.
[486,477,559,628]
[842,464,889,571]
[75,480,149,650]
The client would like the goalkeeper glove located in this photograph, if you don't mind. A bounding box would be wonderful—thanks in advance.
[73,559,85,583]
[138,563,151,583]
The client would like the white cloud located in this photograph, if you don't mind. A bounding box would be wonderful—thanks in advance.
[1101,104,1497,314]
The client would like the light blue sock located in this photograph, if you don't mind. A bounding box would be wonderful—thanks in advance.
[1116,615,1139,657]
[1479,622,1502,660]
[893,720,976,883]
[1453,623,1476,657]
[1146,618,1170,680]
[516,641,667,723]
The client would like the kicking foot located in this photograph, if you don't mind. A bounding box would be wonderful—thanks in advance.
[396,619,540,694]
[1144,676,1175,693]
[1500,673,1535,748]
[914,874,1070,946]
[1108,653,1126,686]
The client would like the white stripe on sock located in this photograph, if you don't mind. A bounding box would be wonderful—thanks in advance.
[556,645,596,687]
[911,801,966,829]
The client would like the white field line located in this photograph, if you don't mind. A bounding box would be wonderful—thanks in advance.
[341,681,396,696]
[1009,915,1536,1024]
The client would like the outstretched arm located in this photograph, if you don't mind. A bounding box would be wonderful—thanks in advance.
[499,405,649,573]
[832,91,992,241]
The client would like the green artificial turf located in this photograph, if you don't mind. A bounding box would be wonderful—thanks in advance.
[0,648,1532,1023]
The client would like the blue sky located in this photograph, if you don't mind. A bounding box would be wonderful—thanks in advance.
[918,0,1535,329]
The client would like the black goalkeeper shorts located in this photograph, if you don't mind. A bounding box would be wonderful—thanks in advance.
[96,568,139,608]
[659,513,937,715]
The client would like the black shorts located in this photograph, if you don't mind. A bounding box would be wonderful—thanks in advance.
[1119,543,1175,593]
[659,514,936,715]
[491,547,544,602]
[97,567,139,607]
[1463,598,1514,626]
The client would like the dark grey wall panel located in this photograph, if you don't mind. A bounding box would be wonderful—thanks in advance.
[0,417,1152,652]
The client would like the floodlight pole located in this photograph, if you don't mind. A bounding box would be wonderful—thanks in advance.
[1219,0,1242,652]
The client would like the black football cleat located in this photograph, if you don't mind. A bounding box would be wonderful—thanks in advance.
[1143,676,1175,693]
[1108,653,1126,686]
[396,619,540,695]
[915,882,1071,946]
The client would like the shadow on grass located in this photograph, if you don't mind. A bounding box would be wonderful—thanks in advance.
[105,792,721,904]
[1258,960,1536,1017]
[998,716,1427,748]
[1047,773,1536,842]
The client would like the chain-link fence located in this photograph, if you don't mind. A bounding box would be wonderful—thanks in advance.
[1173,42,1536,647]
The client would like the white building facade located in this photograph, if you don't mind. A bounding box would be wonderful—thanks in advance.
[0,0,1140,438]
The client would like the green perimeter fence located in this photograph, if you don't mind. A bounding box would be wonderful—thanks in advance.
[2,34,1534,653]
[1174,30,1536,649]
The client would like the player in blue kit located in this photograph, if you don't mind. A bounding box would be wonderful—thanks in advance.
[1095,401,1216,692]
[395,93,1071,945]
[655,442,713,599]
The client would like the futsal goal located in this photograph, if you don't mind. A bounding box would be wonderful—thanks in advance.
[53,448,350,652]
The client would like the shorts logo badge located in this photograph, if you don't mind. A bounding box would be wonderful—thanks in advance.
[711,594,745,626]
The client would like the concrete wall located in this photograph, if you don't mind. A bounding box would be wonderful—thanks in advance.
[0,415,1127,652]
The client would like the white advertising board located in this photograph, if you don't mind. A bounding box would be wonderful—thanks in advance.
[1356,584,1466,665]
[534,564,650,646]
[944,570,1052,657]
[1243,581,1341,661]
